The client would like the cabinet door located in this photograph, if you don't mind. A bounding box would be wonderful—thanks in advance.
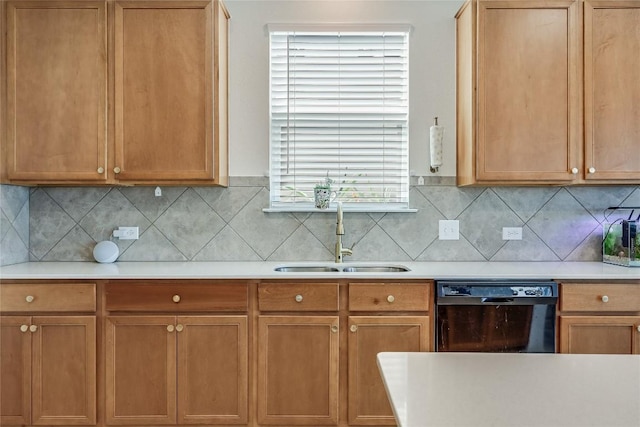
[6,1,107,182]
[106,316,177,425]
[257,316,339,425]
[0,316,31,426]
[348,316,429,426]
[560,316,640,354]
[31,316,96,425]
[114,1,213,182]
[476,0,580,182]
[177,316,248,424]
[584,1,640,181]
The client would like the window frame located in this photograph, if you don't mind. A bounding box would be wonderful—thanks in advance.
[267,24,412,213]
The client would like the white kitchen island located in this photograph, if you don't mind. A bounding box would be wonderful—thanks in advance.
[377,352,640,427]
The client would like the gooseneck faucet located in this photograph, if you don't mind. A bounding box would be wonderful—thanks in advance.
[335,202,353,263]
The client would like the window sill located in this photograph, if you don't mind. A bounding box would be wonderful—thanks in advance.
[262,207,417,213]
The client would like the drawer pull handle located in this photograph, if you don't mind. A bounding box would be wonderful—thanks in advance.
[601,295,609,303]
[25,295,34,303]
[167,325,175,332]
[29,325,38,333]
[295,294,303,303]
[172,295,181,303]
[176,324,184,332]
[20,325,29,333]
[331,325,338,333]
[387,295,395,303]
[350,325,358,333]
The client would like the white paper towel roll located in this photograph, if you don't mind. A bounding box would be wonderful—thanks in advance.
[430,117,444,172]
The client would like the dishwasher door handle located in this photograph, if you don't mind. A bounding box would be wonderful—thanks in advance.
[481,297,515,303]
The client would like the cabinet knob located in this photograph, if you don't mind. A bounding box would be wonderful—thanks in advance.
[167,325,175,332]
[331,325,339,333]
[295,294,303,303]
[588,167,596,174]
[350,324,358,333]
[29,325,38,333]
[601,295,609,303]
[97,167,105,174]
[20,325,29,333]
[172,295,181,303]
[571,167,579,175]
[387,295,395,303]
[114,167,121,174]
[176,324,184,332]
[25,295,34,303]
[637,325,640,333]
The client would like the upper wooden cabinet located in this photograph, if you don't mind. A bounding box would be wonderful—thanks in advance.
[456,0,640,185]
[114,0,228,184]
[457,0,581,185]
[2,0,229,186]
[583,0,640,181]
[5,1,107,182]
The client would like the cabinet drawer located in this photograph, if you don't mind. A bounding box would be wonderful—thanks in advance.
[349,283,430,312]
[105,282,248,312]
[0,283,96,312]
[561,283,640,312]
[259,283,339,311]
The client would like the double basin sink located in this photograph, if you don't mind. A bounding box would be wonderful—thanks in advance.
[274,264,410,273]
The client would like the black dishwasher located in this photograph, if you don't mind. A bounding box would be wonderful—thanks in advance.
[436,280,558,353]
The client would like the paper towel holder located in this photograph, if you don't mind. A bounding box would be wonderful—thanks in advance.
[430,116,444,173]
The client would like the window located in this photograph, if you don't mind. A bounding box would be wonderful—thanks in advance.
[269,26,410,211]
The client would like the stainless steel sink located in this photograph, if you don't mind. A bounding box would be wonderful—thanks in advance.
[274,264,410,273]
[341,265,410,273]
[274,266,340,272]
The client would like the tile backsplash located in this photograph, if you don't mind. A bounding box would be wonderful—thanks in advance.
[0,185,29,266]
[1,180,639,266]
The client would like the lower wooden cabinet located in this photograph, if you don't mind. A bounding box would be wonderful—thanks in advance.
[347,316,429,425]
[0,316,96,425]
[559,282,640,354]
[560,316,640,354]
[105,315,248,425]
[257,315,340,426]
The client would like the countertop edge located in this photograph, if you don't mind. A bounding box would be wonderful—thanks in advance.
[1,261,639,281]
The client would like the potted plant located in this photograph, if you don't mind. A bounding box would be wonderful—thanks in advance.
[314,174,334,209]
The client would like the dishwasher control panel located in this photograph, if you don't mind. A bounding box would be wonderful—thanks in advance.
[438,281,557,299]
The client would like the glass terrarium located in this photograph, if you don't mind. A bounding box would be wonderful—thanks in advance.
[603,221,640,267]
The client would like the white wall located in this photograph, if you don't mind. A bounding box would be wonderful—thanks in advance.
[225,0,463,177]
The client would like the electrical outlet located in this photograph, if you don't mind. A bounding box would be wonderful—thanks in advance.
[439,220,459,240]
[502,227,523,240]
[113,226,139,240]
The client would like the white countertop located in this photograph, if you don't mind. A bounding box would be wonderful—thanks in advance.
[377,352,640,427]
[1,261,640,280]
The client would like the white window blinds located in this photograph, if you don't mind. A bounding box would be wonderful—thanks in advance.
[269,29,410,210]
